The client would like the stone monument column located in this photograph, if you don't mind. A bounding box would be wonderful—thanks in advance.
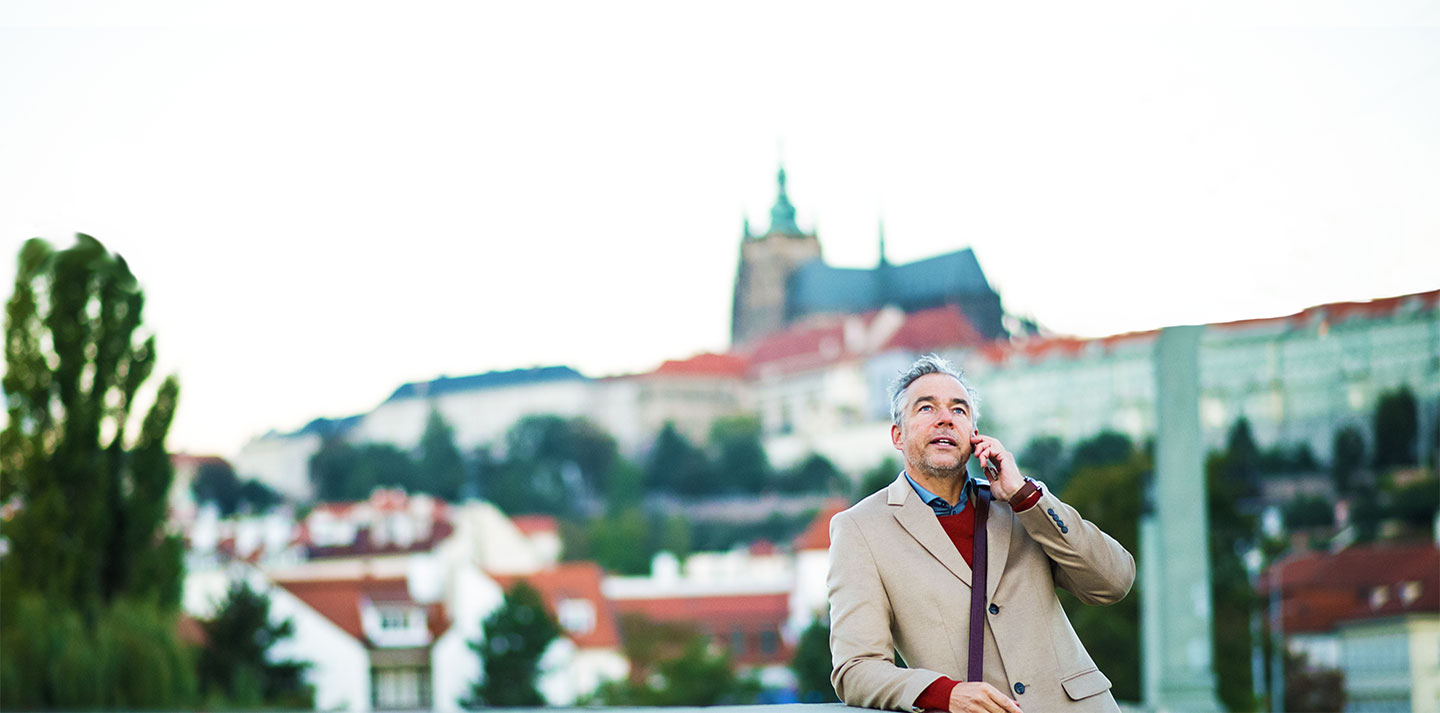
[1143,325,1222,711]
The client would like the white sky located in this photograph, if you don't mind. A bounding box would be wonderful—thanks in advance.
[3,1,1438,458]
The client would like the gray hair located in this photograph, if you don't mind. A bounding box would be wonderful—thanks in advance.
[887,354,980,426]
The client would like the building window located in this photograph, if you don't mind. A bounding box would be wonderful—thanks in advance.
[557,598,596,636]
[761,629,778,655]
[380,607,413,630]
[1400,581,1421,606]
[1368,586,1389,609]
[730,626,745,656]
[372,666,432,709]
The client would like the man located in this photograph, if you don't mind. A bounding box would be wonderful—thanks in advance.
[828,355,1135,713]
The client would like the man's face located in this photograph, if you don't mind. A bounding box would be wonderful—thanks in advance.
[890,372,976,481]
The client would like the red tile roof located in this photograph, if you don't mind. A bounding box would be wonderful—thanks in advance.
[491,562,621,650]
[976,330,1158,365]
[510,515,559,536]
[1260,541,1440,634]
[610,591,790,624]
[274,576,450,647]
[300,520,455,559]
[1212,289,1439,333]
[882,306,986,352]
[610,592,793,666]
[792,500,850,551]
[652,352,750,378]
[745,306,987,375]
[979,289,1439,366]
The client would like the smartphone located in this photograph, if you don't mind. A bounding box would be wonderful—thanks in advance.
[974,428,999,477]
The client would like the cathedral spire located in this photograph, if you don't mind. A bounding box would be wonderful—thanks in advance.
[767,164,801,235]
[877,218,889,267]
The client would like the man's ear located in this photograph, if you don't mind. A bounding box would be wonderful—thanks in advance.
[890,423,903,451]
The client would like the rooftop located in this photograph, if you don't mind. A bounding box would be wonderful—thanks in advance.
[386,365,587,402]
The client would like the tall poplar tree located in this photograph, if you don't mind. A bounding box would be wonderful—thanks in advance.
[1,235,189,707]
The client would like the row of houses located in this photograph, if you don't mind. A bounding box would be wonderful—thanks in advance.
[180,485,1440,711]
[181,488,848,709]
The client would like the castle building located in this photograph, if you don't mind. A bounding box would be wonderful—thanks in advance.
[730,166,1007,347]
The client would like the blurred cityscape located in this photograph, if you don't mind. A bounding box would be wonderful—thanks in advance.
[4,169,1438,711]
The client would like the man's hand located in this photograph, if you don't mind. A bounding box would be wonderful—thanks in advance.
[948,681,1023,713]
[970,433,1024,501]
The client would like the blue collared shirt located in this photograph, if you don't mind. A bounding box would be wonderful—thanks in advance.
[904,471,975,517]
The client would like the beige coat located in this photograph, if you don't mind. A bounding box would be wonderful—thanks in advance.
[828,475,1135,712]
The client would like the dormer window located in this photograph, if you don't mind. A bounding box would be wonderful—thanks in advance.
[1400,581,1421,606]
[1368,586,1389,609]
[557,598,595,636]
[363,600,430,648]
[380,607,413,630]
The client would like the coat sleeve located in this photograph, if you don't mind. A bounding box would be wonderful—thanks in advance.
[1015,487,1135,605]
[828,510,944,710]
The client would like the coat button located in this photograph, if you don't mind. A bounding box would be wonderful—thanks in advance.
[989,603,999,615]
[1013,682,1026,694]
[1061,526,1070,534]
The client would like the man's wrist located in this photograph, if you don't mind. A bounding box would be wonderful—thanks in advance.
[1009,477,1042,512]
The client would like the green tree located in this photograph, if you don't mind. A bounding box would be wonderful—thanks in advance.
[1205,442,1262,712]
[777,452,844,494]
[1349,485,1385,543]
[659,513,693,562]
[1373,386,1419,469]
[791,617,839,702]
[709,415,772,494]
[1057,454,1145,703]
[645,421,713,496]
[1282,495,1335,530]
[466,581,560,706]
[1,234,189,707]
[309,436,365,501]
[854,456,900,502]
[1331,424,1366,495]
[592,637,759,705]
[197,581,313,708]
[194,459,244,516]
[1385,476,1439,533]
[487,415,620,514]
[0,594,198,709]
[236,478,283,513]
[417,408,466,500]
[1019,435,1066,490]
[1220,417,1263,499]
[589,507,655,575]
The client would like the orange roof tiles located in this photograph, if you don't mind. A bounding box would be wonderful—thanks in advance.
[1261,541,1439,634]
[979,289,1437,366]
[745,305,987,375]
[510,515,559,536]
[882,306,986,352]
[491,562,621,650]
[792,499,850,551]
[652,352,750,378]
[274,576,450,647]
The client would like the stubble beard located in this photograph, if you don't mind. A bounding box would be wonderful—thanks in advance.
[910,446,971,482]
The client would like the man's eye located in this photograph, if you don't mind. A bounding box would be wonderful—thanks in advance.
[919,405,932,412]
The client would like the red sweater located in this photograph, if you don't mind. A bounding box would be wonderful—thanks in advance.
[912,487,1041,711]
[912,509,975,710]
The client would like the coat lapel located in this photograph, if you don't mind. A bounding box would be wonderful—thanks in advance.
[888,475,972,587]
[984,492,1012,602]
